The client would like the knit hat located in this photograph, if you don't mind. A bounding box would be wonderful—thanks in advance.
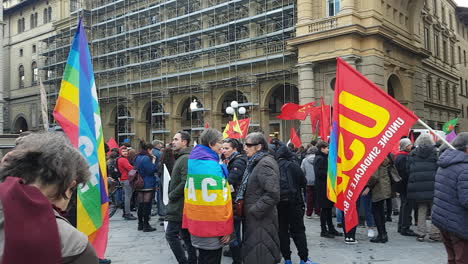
[399,138,412,150]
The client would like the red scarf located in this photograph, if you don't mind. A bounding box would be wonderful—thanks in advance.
[0,177,61,264]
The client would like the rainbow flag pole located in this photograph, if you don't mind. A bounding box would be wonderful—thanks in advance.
[53,18,109,258]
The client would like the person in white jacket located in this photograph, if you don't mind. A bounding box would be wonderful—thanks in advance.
[301,146,320,219]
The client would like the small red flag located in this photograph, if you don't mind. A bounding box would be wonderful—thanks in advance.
[106,138,119,154]
[205,123,209,128]
[290,127,302,148]
[276,102,315,120]
[227,118,250,139]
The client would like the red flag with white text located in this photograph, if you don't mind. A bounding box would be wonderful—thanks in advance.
[328,58,418,232]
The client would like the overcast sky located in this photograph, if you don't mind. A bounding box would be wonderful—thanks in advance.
[456,0,468,7]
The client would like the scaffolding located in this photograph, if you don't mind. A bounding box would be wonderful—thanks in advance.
[40,0,297,144]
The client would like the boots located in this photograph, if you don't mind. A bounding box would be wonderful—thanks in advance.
[370,233,388,243]
[137,203,144,231]
[143,202,156,232]
[328,227,343,237]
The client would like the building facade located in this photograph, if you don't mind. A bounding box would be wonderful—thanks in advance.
[2,0,75,133]
[290,0,468,143]
[3,0,468,145]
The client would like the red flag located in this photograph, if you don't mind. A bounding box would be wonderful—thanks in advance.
[205,123,209,128]
[308,107,321,134]
[319,98,331,140]
[290,127,302,148]
[227,118,250,139]
[328,57,418,232]
[106,138,119,154]
[276,102,315,120]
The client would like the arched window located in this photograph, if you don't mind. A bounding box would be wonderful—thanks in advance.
[43,8,48,23]
[31,62,38,85]
[19,65,25,88]
[48,7,52,22]
[427,78,432,99]
[30,14,34,28]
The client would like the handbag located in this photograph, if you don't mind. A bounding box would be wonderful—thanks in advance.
[234,199,244,218]
[128,168,144,189]
[388,165,402,184]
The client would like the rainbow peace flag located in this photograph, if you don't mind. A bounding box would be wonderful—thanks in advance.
[53,18,109,258]
[182,145,233,237]
[327,121,338,203]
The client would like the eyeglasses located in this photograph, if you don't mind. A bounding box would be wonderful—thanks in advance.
[244,142,259,147]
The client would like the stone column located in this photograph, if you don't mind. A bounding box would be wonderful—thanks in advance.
[297,63,315,145]
[341,0,355,13]
[297,0,313,24]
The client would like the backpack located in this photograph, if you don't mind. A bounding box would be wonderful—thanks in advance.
[107,158,121,180]
[278,159,299,202]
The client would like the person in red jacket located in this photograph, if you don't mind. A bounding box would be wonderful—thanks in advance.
[118,146,137,220]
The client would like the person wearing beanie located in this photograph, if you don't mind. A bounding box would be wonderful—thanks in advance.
[394,137,418,237]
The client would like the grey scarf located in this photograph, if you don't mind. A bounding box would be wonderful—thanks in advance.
[235,151,267,202]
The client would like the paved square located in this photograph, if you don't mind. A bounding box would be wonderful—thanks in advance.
[105,210,446,264]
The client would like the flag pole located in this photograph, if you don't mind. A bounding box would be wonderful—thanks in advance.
[417,119,455,149]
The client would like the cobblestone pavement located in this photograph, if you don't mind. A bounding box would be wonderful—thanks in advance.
[105,210,446,264]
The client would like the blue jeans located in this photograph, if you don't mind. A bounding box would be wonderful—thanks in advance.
[336,208,343,224]
[358,194,375,227]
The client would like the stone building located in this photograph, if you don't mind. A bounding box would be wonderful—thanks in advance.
[3,0,468,145]
[2,0,76,133]
[290,0,468,143]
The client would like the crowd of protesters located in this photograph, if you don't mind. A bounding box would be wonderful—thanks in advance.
[0,128,467,264]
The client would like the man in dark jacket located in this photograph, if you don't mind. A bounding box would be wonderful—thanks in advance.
[275,144,315,264]
[432,133,468,263]
[406,134,440,241]
[394,138,417,236]
[165,131,197,264]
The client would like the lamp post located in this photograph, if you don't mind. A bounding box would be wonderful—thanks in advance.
[225,100,246,117]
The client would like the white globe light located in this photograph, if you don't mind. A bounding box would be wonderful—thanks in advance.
[226,106,235,115]
[190,99,198,111]
[231,101,239,108]
[238,107,246,115]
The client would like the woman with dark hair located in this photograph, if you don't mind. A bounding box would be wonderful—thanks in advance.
[237,132,281,264]
[0,132,98,263]
[314,141,342,239]
[134,140,158,232]
[222,138,247,264]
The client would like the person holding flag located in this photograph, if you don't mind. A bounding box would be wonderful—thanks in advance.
[314,141,343,239]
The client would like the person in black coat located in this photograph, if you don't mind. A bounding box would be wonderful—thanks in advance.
[394,138,418,236]
[222,138,247,264]
[314,141,342,239]
[406,134,440,241]
[275,143,315,264]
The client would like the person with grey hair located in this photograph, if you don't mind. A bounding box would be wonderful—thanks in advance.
[183,128,232,264]
[236,132,281,264]
[0,132,98,263]
[406,133,440,242]
[432,132,468,263]
[301,146,320,219]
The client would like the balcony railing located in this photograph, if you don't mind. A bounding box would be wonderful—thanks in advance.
[308,17,338,33]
